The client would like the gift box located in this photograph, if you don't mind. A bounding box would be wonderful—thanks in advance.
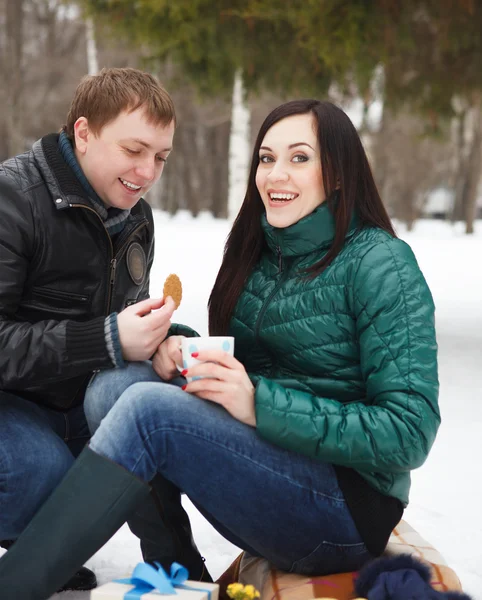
[91,562,219,600]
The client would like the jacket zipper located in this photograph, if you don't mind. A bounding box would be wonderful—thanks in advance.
[70,203,147,313]
[70,204,114,313]
[63,204,148,409]
[110,258,117,286]
[254,247,290,342]
[107,220,148,309]
[277,245,283,273]
[254,248,299,378]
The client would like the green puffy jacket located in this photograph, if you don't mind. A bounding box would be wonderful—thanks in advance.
[231,203,440,506]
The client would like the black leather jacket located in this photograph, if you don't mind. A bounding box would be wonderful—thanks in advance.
[0,134,155,410]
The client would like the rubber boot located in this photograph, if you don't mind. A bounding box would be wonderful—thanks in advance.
[0,539,97,591]
[128,473,212,582]
[0,447,150,600]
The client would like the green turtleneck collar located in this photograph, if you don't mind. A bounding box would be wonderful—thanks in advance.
[261,201,359,257]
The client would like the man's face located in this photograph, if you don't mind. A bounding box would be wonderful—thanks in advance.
[74,107,175,210]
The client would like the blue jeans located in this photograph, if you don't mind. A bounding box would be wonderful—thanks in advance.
[86,363,371,575]
[0,392,89,541]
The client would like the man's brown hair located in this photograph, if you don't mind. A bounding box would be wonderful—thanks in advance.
[64,67,176,143]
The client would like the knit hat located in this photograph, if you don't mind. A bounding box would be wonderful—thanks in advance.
[355,554,472,600]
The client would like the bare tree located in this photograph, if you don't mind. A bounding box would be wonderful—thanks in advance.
[148,80,231,217]
[0,0,88,159]
[227,70,250,219]
[451,94,482,233]
[85,15,98,75]
[1,0,25,157]
[371,108,454,230]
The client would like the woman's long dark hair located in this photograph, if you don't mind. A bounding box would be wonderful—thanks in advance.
[208,99,396,335]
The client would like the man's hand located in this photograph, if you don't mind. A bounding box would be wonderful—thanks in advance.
[152,335,184,380]
[117,297,176,362]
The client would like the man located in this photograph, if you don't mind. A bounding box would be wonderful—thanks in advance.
[0,67,203,592]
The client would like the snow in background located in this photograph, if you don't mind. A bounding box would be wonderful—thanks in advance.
[2,212,480,598]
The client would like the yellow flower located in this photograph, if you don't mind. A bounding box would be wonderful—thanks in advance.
[226,582,261,599]
[243,584,260,599]
[227,583,243,594]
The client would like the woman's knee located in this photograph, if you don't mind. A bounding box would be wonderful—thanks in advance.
[90,382,202,482]
[119,381,189,421]
[93,382,193,447]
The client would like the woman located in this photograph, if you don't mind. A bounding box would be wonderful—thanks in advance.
[0,100,439,600]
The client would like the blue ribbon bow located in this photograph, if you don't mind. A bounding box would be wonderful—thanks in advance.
[116,562,212,599]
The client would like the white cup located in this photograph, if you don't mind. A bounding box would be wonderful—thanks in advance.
[178,336,235,383]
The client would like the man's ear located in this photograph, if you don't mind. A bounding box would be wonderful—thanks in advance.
[74,117,90,154]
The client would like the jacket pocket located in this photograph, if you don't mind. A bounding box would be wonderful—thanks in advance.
[31,286,89,305]
[22,286,91,317]
[289,539,370,575]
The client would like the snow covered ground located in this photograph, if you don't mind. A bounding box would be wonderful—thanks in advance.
[3,212,481,599]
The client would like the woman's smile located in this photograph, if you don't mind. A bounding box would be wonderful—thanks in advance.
[256,113,326,228]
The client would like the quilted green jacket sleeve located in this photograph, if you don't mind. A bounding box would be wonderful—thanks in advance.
[255,237,440,474]
[167,323,200,339]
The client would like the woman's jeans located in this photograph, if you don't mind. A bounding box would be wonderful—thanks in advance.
[0,393,89,541]
[86,362,371,575]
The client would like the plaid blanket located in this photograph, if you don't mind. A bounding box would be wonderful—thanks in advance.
[216,520,463,600]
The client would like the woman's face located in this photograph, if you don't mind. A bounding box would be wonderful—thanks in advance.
[255,113,326,228]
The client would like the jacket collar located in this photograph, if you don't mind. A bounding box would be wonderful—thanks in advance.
[33,134,91,209]
[33,134,144,221]
[261,200,359,257]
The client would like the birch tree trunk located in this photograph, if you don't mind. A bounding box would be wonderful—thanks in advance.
[451,94,482,234]
[463,104,482,234]
[227,70,250,221]
[85,16,98,75]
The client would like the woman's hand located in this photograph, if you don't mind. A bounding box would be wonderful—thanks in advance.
[152,335,184,380]
[182,349,256,427]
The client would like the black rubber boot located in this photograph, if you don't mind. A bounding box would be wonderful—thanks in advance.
[128,473,212,582]
[0,540,97,592]
[57,566,97,591]
[0,447,150,600]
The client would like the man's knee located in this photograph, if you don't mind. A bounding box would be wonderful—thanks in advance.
[84,361,161,433]
[0,445,74,539]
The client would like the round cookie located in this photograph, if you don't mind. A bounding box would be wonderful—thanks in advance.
[163,273,182,308]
